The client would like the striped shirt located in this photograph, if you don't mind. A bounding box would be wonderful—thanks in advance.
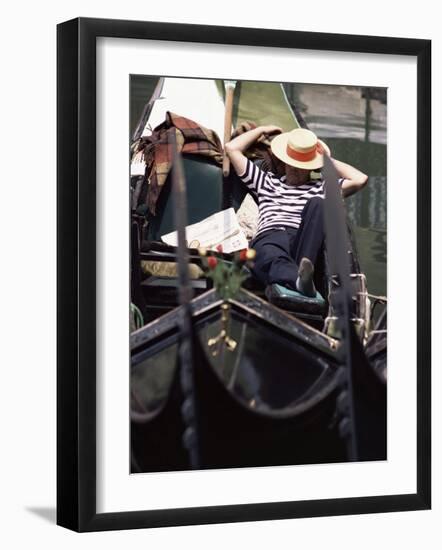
[239,159,342,237]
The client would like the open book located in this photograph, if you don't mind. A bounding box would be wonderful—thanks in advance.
[161,208,249,253]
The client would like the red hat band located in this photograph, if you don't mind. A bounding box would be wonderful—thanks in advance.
[286,142,320,163]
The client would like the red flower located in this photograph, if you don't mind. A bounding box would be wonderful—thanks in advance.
[239,249,248,262]
[216,244,223,253]
[207,256,218,269]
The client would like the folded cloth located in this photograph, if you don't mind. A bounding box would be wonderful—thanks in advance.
[141,260,204,279]
[131,114,283,216]
[132,112,224,215]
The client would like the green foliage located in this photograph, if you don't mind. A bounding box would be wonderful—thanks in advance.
[200,250,254,301]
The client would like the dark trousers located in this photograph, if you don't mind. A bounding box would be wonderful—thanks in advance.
[250,197,325,289]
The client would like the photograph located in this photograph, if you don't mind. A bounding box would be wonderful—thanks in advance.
[129,75,387,473]
[0,0,434,541]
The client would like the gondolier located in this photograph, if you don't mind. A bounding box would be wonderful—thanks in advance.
[225,125,368,304]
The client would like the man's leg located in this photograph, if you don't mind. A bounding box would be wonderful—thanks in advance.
[289,197,326,298]
[290,196,325,266]
[251,229,299,289]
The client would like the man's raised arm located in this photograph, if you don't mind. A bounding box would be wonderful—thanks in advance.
[330,157,368,197]
[225,125,282,177]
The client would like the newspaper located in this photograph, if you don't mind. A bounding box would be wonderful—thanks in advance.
[161,208,249,253]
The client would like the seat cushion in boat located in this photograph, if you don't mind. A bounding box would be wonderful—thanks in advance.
[265,283,327,315]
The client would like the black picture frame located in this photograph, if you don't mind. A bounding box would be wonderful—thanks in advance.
[57,17,431,532]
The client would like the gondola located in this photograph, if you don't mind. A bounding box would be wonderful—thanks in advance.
[129,77,387,473]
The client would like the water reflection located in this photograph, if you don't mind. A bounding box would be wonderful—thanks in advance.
[346,176,386,230]
[285,83,387,297]
[285,83,387,144]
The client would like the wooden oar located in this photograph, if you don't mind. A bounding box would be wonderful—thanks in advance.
[171,132,200,469]
[222,80,237,176]
[322,154,359,461]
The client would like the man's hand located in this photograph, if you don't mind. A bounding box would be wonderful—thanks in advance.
[316,141,330,156]
[225,125,282,154]
[259,125,283,138]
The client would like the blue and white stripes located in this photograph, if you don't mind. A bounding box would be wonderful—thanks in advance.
[239,159,340,237]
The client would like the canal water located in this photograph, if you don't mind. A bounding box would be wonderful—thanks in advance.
[131,77,387,299]
[285,83,387,299]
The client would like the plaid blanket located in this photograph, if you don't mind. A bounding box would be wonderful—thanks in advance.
[132,112,223,215]
[131,113,282,216]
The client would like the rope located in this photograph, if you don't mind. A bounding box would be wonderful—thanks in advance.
[130,303,144,330]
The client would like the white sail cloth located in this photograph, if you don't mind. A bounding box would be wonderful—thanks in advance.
[142,77,226,140]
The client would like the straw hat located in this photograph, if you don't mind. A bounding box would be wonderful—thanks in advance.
[271,128,330,170]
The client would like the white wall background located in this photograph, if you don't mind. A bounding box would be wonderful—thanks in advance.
[0,1,439,547]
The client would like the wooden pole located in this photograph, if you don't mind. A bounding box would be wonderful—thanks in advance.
[222,80,236,176]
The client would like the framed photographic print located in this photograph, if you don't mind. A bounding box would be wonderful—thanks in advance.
[57,17,431,532]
